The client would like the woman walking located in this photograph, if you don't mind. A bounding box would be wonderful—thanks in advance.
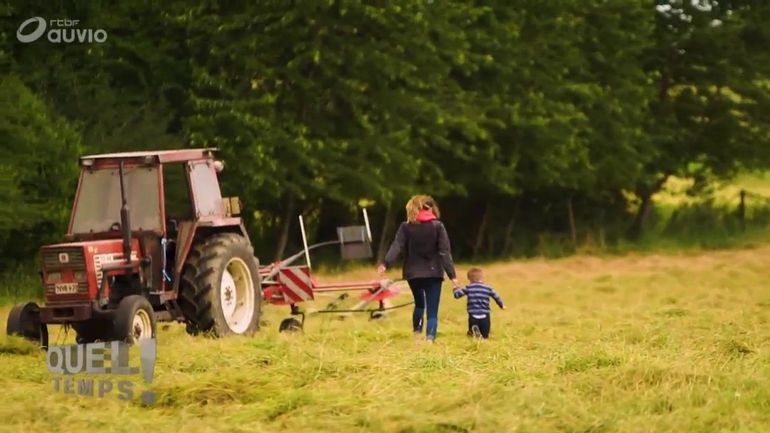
[378,195,458,342]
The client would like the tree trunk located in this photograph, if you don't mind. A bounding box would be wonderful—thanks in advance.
[630,61,672,240]
[658,70,670,102]
[567,195,577,249]
[376,203,397,262]
[473,202,492,259]
[274,194,296,261]
[502,198,520,256]
[503,218,516,256]
[628,176,669,239]
[739,189,746,232]
[628,192,653,240]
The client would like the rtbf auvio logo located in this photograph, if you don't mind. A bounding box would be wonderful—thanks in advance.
[17,17,107,44]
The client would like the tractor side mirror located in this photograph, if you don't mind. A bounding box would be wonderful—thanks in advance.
[223,196,242,217]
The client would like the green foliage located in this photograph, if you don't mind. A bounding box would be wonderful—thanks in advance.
[642,0,770,182]
[0,76,81,266]
[1,0,770,263]
[184,1,476,203]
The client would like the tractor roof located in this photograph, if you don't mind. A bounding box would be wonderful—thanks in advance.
[80,148,217,165]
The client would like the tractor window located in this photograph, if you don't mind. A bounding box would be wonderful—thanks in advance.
[163,163,193,221]
[70,166,162,234]
[189,161,223,217]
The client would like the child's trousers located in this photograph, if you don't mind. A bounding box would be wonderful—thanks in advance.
[467,314,491,339]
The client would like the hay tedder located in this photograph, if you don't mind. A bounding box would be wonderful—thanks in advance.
[5,149,409,348]
[259,213,410,332]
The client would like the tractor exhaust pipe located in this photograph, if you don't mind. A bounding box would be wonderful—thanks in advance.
[118,161,132,263]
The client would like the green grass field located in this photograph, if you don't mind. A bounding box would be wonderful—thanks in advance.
[2,245,770,433]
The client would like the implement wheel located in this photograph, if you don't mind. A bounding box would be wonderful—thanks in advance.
[6,302,48,349]
[279,317,302,333]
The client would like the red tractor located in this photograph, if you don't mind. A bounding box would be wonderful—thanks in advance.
[5,149,261,346]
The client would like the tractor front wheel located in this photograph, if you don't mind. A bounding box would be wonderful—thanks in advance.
[6,302,48,349]
[180,233,261,337]
[113,295,156,344]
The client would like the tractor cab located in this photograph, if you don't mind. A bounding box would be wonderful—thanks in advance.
[58,149,242,301]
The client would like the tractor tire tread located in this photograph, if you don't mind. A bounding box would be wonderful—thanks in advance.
[179,233,261,337]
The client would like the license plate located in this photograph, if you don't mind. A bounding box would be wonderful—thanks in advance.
[54,283,79,294]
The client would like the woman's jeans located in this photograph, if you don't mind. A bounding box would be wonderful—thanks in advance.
[408,277,443,339]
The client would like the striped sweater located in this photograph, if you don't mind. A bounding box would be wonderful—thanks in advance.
[453,282,504,315]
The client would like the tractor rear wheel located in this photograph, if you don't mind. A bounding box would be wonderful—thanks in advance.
[6,302,48,349]
[179,233,261,337]
[113,295,156,344]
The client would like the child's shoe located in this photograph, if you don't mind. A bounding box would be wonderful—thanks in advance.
[470,325,482,339]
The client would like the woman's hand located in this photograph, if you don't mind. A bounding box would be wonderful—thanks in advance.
[377,264,387,275]
[451,278,460,288]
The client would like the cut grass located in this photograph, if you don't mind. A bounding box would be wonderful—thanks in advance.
[3,245,770,432]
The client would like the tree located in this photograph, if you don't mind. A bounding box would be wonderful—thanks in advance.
[0,76,81,266]
[183,0,478,258]
[630,0,770,237]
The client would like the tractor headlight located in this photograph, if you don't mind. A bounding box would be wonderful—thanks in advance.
[74,271,87,282]
[46,272,62,284]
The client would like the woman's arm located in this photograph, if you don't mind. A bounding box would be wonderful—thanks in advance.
[436,222,457,280]
[381,222,407,269]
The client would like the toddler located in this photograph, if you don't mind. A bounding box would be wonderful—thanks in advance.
[453,267,504,338]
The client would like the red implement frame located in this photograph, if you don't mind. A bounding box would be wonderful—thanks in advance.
[259,211,412,330]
